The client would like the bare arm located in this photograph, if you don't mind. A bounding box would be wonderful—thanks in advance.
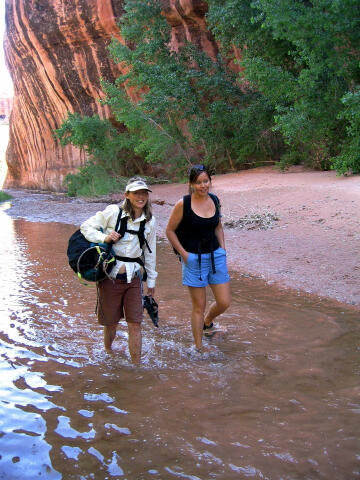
[80,205,118,244]
[215,218,226,250]
[165,199,189,262]
[144,217,157,296]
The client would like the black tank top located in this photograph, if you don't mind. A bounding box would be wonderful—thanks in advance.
[176,194,220,254]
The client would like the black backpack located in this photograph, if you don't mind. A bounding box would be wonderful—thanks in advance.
[67,209,123,282]
[67,208,151,282]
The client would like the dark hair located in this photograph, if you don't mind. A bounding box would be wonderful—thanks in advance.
[122,176,153,221]
[188,164,211,194]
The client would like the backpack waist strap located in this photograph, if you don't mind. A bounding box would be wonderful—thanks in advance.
[114,255,147,282]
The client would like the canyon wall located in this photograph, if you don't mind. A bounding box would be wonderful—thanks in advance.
[4,0,216,191]
[4,0,125,190]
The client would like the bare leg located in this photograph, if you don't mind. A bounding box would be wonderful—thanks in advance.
[188,286,207,350]
[127,322,142,364]
[204,282,231,327]
[104,324,117,353]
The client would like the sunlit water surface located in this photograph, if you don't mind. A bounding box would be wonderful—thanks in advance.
[0,207,359,479]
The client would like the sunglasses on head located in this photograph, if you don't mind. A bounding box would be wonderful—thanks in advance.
[189,164,206,173]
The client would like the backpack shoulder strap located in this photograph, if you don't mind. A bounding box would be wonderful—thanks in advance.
[138,219,151,253]
[117,211,151,253]
[118,211,128,238]
[138,219,146,243]
[182,194,191,221]
[114,207,123,233]
[209,193,221,216]
[103,207,123,252]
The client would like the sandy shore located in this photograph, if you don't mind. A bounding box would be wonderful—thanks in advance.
[4,165,360,307]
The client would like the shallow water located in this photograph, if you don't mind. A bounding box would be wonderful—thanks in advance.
[0,207,359,479]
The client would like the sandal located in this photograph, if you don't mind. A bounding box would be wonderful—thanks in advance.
[203,322,214,330]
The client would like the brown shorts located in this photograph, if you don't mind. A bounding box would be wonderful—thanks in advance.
[97,275,143,326]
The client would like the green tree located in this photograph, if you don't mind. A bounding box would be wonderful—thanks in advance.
[331,89,360,174]
[103,0,281,174]
[207,0,360,172]
[55,112,137,196]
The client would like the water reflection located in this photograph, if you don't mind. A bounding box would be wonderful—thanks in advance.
[0,214,359,479]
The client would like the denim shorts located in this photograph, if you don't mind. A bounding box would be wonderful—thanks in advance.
[181,247,230,287]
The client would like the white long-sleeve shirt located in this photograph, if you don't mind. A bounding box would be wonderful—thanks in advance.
[80,204,157,288]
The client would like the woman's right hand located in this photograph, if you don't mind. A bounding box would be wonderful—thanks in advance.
[104,231,121,244]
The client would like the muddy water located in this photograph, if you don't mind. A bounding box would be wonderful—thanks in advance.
[0,207,359,480]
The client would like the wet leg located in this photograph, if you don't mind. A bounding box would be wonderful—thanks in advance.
[127,322,142,364]
[188,286,207,350]
[204,282,231,327]
[104,324,117,353]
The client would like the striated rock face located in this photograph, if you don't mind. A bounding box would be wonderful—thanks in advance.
[4,0,126,191]
[163,0,218,58]
[4,0,218,191]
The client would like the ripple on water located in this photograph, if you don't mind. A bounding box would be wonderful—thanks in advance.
[0,217,359,479]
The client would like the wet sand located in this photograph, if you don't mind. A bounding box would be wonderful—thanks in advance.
[4,165,360,308]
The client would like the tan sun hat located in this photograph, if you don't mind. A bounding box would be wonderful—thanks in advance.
[125,179,152,192]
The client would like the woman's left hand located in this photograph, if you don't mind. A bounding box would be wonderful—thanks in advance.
[147,287,155,297]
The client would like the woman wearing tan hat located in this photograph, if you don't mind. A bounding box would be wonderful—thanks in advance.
[80,177,157,364]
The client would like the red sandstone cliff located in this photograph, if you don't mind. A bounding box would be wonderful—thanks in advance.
[4,0,217,191]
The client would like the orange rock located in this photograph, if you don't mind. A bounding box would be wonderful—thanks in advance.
[4,0,126,191]
[3,0,224,191]
[163,0,218,58]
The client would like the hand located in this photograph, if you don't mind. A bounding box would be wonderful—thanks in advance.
[182,252,189,264]
[104,231,121,244]
[147,287,155,297]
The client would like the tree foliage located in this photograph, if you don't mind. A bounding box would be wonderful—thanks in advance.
[207,0,360,172]
[56,112,137,196]
[331,88,360,174]
[102,0,281,174]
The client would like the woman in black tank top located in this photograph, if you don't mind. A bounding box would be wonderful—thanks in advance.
[166,164,231,352]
